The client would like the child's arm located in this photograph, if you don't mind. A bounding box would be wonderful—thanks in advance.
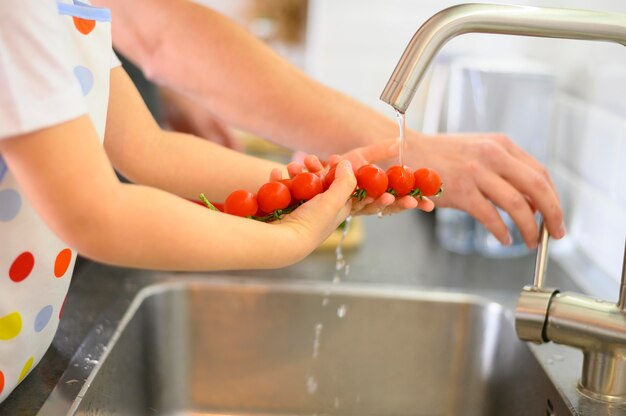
[104,68,286,202]
[0,115,356,271]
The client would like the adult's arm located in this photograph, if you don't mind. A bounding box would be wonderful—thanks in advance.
[95,0,565,247]
[97,0,392,157]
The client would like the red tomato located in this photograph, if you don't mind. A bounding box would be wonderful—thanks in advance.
[224,190,258,217]
[386,165,415,197]
[257,181,292,213]
[291,172,323,201]
[277,178,293,191]
[414,168,442,196]
[323,166,337,190]
[356,164,388,198]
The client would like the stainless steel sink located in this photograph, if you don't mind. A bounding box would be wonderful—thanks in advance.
[40,279,572,416]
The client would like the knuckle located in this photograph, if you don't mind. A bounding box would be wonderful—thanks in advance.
[509,193,527,211]
[531,170,550,192]
[491,133,511,146]
[476,140,505,162]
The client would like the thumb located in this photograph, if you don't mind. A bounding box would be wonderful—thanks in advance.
[328,160,356,198]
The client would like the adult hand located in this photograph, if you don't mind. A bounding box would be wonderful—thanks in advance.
[403,131,565,248]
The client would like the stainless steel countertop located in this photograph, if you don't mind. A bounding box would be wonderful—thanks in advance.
[0,212,591,415]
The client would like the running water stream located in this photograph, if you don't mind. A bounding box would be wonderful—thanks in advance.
[396,110,406,167]
[308,216,353,401]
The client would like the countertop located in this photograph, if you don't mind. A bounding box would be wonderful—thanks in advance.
[0,211,601,415]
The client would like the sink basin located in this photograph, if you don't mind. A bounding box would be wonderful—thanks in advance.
[40,279,572,416]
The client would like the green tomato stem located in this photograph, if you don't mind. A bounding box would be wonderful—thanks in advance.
[199,193,220,211]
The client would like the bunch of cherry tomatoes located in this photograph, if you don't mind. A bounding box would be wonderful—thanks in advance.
[199,163,442,222]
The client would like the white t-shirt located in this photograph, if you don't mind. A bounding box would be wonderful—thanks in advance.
[0,0,120,403]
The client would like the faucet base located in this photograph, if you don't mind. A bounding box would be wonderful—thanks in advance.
[578,350,626,403]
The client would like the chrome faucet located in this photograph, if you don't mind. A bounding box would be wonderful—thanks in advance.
[380,3,626,403]
[517,225,626,402]
[380,3,626,114]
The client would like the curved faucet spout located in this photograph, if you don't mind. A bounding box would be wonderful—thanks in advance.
[380,3,626,113]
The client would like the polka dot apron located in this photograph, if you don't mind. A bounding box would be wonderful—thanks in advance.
[0,0,114,402]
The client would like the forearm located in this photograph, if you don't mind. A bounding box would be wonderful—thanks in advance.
[0,116,311,271]
[104,67,284,201]
[111,129,284,201]
[96,0,397,156]
[75,182,308,270]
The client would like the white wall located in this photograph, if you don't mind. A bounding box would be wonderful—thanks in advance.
[307,0,626,291]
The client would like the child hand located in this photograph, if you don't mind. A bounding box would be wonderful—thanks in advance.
[277,160,356,250]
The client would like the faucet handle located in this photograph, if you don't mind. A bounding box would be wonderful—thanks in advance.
[533,221,550,288]
[515,220,559,343]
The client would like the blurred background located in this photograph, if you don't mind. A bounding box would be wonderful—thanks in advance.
[126,0,626,297]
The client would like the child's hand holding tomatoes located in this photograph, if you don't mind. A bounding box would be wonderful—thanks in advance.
[276,160,357,253]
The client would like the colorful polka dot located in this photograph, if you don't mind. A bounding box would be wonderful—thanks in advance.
[0,189,22,222]
[73,66,94,96]
[73,16,95,35]
[9,252,34,282]
[0,312,22,340]
[54,248,72,278]
[0,156,6,182]
[0,370,4,395]
[34,305,53,333]
[18,357,33,383]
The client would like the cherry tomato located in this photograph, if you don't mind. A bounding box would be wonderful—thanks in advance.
[277,178,293,190]
[356,164,388,198]
[323,166,337,190]
[386,165,415,197]
[291,172,323,201]
[224,190,258,217]
[413,167,442,196]
[257,181,292,213]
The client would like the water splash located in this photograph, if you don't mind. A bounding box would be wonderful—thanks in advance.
[334,216,352,278]
[306,375,318,394]
[312,323,323,358]
[337,304,347,319]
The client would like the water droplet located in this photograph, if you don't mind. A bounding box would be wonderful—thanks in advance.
[334,397,340,408]
[312,323,323,358]
[322,297,329,306]
[337,304,347,318]
[306,376,318,394]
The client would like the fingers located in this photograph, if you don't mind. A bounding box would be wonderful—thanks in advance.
[269,168,283,182]
[475,170,537,247]
[286,161,303,178]
[327,154,342,167]
[488,149,564,241]
[351,193,395,215]
[327,160,357,199]
[351,193,435,217]
[490,134,559,193]
[303,154,324,173]
[467,194,514,246]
